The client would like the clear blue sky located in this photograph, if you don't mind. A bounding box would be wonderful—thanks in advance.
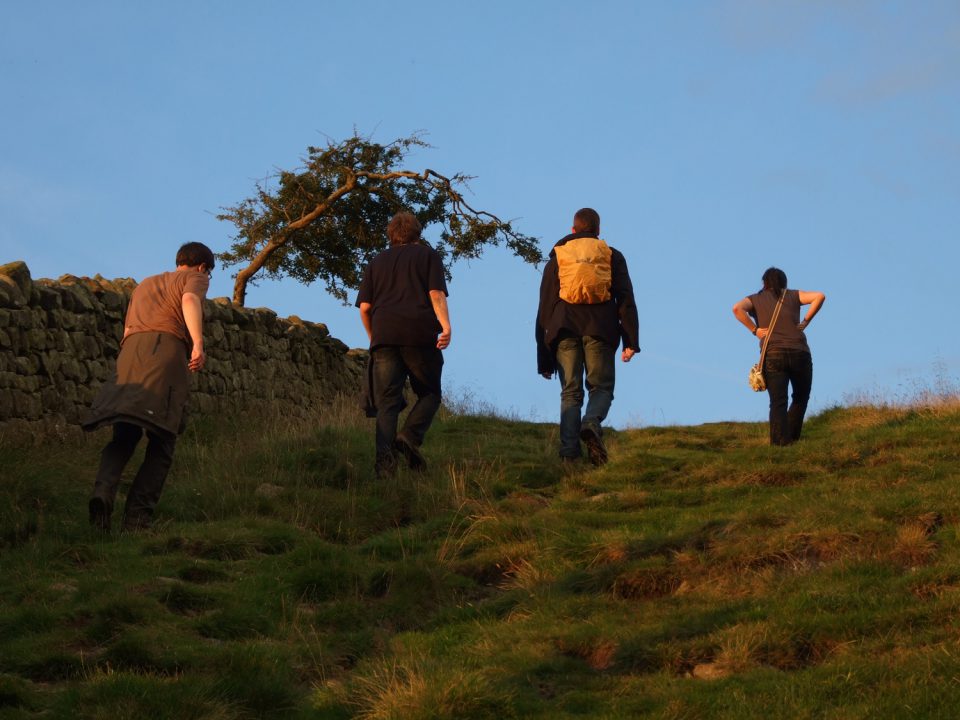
[3,1,958,427]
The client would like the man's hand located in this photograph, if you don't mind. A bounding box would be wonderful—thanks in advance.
[189,345,206,372]
[622,348,636,362]
[437,329,451,350]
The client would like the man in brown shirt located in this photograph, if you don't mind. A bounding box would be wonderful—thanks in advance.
[83,242,213,531]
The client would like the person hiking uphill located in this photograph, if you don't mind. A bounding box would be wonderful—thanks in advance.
[535,207,640,465]
[356,211,451,479]
[84,242,214,531]
[733,266,826,446]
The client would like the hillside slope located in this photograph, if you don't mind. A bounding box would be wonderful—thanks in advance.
[3,401,960,719]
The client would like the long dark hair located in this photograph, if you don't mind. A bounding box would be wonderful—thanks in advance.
[761,267,787,298]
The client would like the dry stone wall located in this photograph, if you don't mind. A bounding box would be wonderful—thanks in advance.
[0,260,365,433]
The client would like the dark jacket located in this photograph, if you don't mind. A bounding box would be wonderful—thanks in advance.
[83,331,191,438]
[535,232,640,374]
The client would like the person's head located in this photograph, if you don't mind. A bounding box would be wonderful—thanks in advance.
[387,211,422,246]
[572,207,601,236]
[761,267,788,295]
[176,242,216,275]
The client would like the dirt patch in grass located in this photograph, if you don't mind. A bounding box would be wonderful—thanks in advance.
[555,637,619,671]
[735,468,806,487]
[734,531,865,571]
[612,566,683,600]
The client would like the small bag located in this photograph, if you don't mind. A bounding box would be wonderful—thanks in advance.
[748,291,785,392]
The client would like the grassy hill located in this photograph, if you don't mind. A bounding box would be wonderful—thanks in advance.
[3,398,960,719]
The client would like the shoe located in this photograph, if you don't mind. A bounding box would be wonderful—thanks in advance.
[375,453,398,480]
[88,497,111,532]
[580,425,608,466]
[394,435,427,472]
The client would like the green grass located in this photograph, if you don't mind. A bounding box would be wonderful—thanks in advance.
[3,397,960,718]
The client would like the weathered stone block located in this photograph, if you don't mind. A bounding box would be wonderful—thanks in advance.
[12,391,42,420]
[15,375,40,393]
[0,278,25,308]
[60,283,96,312]
[13,355,39,376]
[0,260,32,301]
[13,309,33,329]
[39,351,63,376]
[23,329,48,351]
[98,290,124,311]
[35,285,63,310]
[60,358,83,381]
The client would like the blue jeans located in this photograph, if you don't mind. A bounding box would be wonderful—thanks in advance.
[764,350,813,446]
[555,336,615,458]
[371,345,443,469]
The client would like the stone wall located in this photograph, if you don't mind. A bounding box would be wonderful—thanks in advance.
[0,261,365,433]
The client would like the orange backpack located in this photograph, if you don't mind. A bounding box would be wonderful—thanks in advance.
[555,237,613,304]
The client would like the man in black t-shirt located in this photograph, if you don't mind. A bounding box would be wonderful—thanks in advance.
[356,211,451,478]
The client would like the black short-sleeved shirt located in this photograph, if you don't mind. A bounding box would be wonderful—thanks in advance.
[355,243,448,349]
[748,288,810,354]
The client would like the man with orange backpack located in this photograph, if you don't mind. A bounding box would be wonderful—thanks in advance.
[535,208,640,465]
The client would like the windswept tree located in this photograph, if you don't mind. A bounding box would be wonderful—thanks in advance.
[218,133,543,306]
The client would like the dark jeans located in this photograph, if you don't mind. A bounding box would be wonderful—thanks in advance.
[764,350,813,446]
[555,336,615,458]
[92,421,176,522]
[371,345,443,470]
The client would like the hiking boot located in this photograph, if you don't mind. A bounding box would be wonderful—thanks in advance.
[88,497,111,532]
[394,435,427,472]
[375,451,398,480]
[580,425,608,466]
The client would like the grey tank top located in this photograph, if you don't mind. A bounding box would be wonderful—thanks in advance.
[748,289,810,354]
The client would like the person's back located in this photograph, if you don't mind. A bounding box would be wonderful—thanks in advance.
[83,242,214,532]
[733,267,826,446]
[124,269,209,344]
[535,207,640,466]
[747,288,809,354]
[356,212,451,479]
[360,244,444,348]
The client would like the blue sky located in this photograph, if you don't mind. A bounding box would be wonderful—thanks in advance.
[3,1,958,427]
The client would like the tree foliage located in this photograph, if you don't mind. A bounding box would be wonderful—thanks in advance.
[218,133,543,306]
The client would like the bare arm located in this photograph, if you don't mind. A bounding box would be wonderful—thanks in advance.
[733,297,763,338]
[797,291,826,331]
[182,292,206,372]
[429,289,451,350]
[359,302,373,343]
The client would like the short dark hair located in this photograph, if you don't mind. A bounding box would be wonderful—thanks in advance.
[573,208,600,235]
[387,211,422,246]
[176,242,215,270]
[761,267,787,296]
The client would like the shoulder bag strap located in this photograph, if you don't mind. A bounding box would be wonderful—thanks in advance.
[758,290,786,370]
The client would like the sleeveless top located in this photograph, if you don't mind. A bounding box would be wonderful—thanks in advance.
[748,288,810,354]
